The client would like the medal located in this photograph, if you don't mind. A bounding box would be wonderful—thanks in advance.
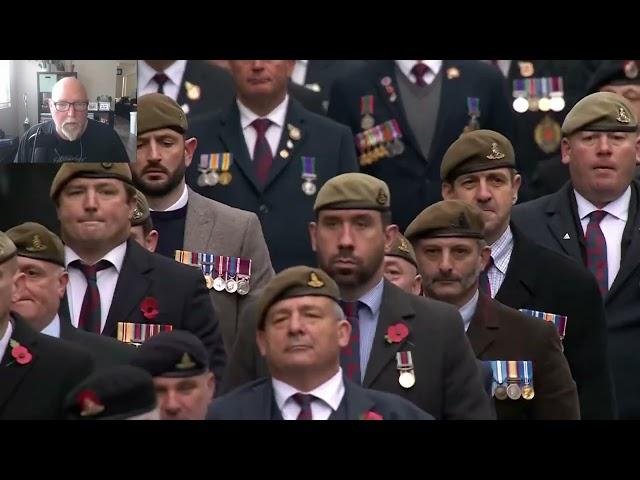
[537,78,551,112]
[489,360,509,400]
[465,97,481,132]
[399,371,416,389]
[506,383,522,400]
[213,255,226,291]
[301,156,317,196]
[361,115,375,130]
[117,322,172,345]
[506,360,523,400]
[302,181,317,195]
[396,351,416,390]
[512,79,528,113]
[236,258,252,295]
[495,385,508,401]
[218,171,232,186]
[522,361,534,400]
[388,120,405,156]
[520,309,567,341]
[225,256,239,293]
[360,95,375,130]
[522,385,535,400]
[549,77,565,112]
[205,274,214,290]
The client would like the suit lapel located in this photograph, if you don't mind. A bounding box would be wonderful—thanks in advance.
[102,241,152,337]
[58,293,72,328]
[546,183,583,261]
[175,60,195,108]
[363,281,415,388]
[495,226,536,307]
[218,103,262,193]
[466,294,499,357]
[0,316,38,413]
[341,378,375,420]
[183,188,216,253]
[425,60,462,161]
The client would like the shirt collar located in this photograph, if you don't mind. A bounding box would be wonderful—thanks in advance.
[458,289,479,332]
[395,60,443,79]
[574,186,631,222]
[297,60,309,67]
[489,225,514,275]
[139,60,187,92]
[238,94,289,131]
[0,319,13,362]
[64,241,128,274]
[41,314,61,338]
[272,367,345,413]
[150,183,189,212]
[356,277,384,317]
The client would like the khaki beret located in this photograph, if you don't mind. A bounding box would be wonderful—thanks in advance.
[313,173,390,212]
[562,92,638,136]
[50,162,133,199]
[440,129,516,182]
[137,93,188,135]
[5,222,65,267]
[131,189,150,227]
[385,234,417,268]
[405,200,485,241]
[0,231,17,265]
[257,266,340,329]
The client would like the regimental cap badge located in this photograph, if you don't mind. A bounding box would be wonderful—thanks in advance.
[617,106,631,124]
[486,142,505,160]
[26,234,47,252]
[176,352,196,370]
[308,272,324,288]
[78,390,105,417]
[101,162,113,169]
[456,212,470,229]
[398,237,410,254]
[377,189,388,205]
[132,208,144,222]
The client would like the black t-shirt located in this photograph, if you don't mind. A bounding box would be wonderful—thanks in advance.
[14,119,130,163]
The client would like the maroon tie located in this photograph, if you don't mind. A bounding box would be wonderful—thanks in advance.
[340,301,361,384]
[153,73,169,94]
[292,393,314,420]
[71,260,111,334]
[478,256,494,297]
[411,62,430,87]
[251,118,273,185]
[584,210,609,295]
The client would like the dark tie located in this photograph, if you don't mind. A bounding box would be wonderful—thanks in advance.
[71,260,111,334]
[340,301,361,384]
[584,210,608,295]
[153,73,169,94]
[479,256,494,297]
[251,118,273,185]
[292,393,314,420]
[411,62,430,87]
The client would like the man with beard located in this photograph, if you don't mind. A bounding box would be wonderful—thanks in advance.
[15,77,129,163]
[133,93,274,352]
[221,173,493,419]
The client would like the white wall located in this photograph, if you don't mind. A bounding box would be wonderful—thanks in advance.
[73,60,119,105]
[13,60,39,136]
[0,60,18,137]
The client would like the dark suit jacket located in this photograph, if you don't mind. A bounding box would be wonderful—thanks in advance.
[186,98,358,272]
[208,376,434,420]
[0,314,94,419]
[59,318,136,370]
[60,240,226,382]
[468,293,580,420]
[221,280,494,420]
[177,61,325,120]
[303,60,367,105]
[495,224,615,419]
[328,60,514,231]
[512,180,640,418]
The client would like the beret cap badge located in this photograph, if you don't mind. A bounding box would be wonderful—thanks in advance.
[617,107,631,124]
[486,142,505,160]
[307,272,324,288]
[25,234,47,252]
[176,353,196,370]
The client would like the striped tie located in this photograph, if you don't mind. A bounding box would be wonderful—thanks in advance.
[584,210,608,295]
[251,118,273,185]
[71,260,111,334]
[292,393,314,420]
[479,256,494,297]
[340,301,361,384]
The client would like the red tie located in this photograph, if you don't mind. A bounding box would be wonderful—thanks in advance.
[340,301,361,384]
[479,256,494,297]
[411,62,430,87]
[152,73,169,94]
[71,260,111,334]
[292,393,314,420]
[584,210,609,295]
[251,118,273,185]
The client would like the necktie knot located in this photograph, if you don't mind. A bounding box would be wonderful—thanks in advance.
[251,118,272,136]
[71,259,111,281]
[589,210,607,224]
[152,72,169,90]
[292,393,315,420]
[339,300,360,321]
[411,62,430,86]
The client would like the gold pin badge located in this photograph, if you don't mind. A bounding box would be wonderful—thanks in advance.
[185,81,201,101]
[446,67,460,79]
[617,106,631,124]
[280,149,290,159]
[176,352,196,370]
[101,162,113,169]
[288,124,301,141]
[377,189,388,205]
[486,142,505,160]
[181,103,190,115]
[26,234,47,252]
[519,61,534,77]
[308,272,324,288]
[132,208,144,222]
[398,237,410,254]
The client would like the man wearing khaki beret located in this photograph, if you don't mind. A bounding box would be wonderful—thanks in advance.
[223,173,494,419]
[405,200,579,419]
[129,189,159,253]
[513,92,640,419]
[383,234,422,295]
[208,266,433,420]
[7,222,135,369]
[0,230,94,419]
[132,93,274,353]
[49,162,226,383]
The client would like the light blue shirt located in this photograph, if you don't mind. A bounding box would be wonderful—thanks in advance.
[41,314,61,338]
[458,290,479,332]
[352,278,385,383]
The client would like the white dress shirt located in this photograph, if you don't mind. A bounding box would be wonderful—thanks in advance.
[458,290,480,332]
[291,60,309,85]
[0,320,13,362]
[487,225,514,297]
[138,60,187,101]
[395,60,443,86]
[238,95,289,160]
[150,184,189,212]
[272,368,345,420]
[575,187,630,288]
[64,242,128,333]
[41,314,61,338]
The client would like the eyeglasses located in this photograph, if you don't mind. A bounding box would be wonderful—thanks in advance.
[52,101,89,112]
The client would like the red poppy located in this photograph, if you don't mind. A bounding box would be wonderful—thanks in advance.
[361,410,383,420]
[385,322,409,344]
[140,297,159,320]
[11,344,32,365]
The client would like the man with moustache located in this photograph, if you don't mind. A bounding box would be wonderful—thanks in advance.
[15,77,129,163]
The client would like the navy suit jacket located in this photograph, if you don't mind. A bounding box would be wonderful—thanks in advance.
[328,60,514,231]
[186,98,358,272]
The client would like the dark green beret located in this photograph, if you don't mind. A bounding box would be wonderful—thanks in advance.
[405,200,485,241]
[137,93,188,135]
[587,60,640,94]
[50,162,133,199]
[132,330,209,378]
[440,129,516,182]
[257,266,340,329]
[0,231,17,265]
[385,234,417,268]
[562,91,638,136]
[6,222,65,267]
[314,173,390,212]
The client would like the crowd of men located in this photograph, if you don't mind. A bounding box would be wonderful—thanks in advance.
[1,59,639,420]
